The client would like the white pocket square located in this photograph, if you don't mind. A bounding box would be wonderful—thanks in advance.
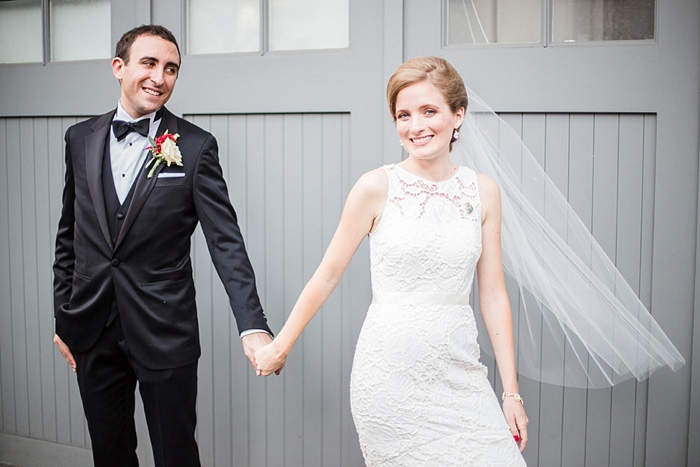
[157,172,186,178]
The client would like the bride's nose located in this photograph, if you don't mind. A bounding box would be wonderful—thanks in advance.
[409,115,425,133]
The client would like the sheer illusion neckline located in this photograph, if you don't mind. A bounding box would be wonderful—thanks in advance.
[394,163,462,185]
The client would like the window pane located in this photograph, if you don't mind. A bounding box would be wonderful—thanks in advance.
[51,0,111,61]
[553,0,655,43]
[446,0,541,45]
[269,0,349,51]
[187,0,260,54]
[0,0,42,64]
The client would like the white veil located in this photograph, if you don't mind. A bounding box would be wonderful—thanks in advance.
[458,88,685,388]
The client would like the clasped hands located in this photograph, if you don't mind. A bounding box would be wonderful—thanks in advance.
[251,338,287,376]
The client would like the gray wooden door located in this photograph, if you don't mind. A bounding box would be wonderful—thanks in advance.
[401,1,699,465]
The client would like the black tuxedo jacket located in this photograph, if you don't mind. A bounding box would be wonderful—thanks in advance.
[53,107,271,369]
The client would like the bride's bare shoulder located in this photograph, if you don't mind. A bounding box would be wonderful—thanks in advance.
[353,167,389,200]
[476,172,499,194]
[475,172,501,213]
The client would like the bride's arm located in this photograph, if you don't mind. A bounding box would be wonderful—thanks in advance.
[254,169,388,376]
[476,173,529,452]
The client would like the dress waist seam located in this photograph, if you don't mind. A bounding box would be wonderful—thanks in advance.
[372,291,470,305]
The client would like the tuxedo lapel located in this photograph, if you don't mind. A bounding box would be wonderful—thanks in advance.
[114,108,179,252]
[85,111,116,250]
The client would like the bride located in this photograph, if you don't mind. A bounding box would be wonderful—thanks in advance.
[255,56,527,465]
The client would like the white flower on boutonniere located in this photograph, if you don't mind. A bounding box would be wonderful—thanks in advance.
[147,130,183,178]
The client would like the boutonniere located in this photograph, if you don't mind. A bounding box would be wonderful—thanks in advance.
[146,131,183,178]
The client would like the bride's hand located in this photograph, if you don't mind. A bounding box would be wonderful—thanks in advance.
[254,340,287,376]
[503,398,528,452]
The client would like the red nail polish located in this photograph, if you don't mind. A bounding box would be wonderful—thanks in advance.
[513,435,520,442]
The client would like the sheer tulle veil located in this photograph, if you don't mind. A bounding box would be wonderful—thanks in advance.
[457,88,685,388]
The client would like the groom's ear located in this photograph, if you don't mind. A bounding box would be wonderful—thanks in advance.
[111,57,125,83]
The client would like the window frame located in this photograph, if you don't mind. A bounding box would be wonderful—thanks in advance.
[442,0,658,49]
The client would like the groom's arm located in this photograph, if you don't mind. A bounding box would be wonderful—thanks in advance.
[53,129,78,371]
[191,132,273,336]
[53,129,76,317]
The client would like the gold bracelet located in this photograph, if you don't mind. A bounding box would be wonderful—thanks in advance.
[502,391,523,406]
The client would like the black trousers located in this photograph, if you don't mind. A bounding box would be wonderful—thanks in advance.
[75,315,200,467]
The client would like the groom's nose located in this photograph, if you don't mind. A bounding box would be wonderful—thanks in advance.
[149,67,166,86]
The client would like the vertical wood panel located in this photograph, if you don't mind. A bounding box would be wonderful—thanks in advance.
[562,113,595,464]
[610,115,645,467]
[38,118,58,444]
[245,114,269,467]
[262,114,286,465]
[539,113,570,466]
[209,114,236,467]
[519,113,546,467]
[225,114,253,467]
[282,114,305,466]
[585,114,619,466]
[0,118,12,433]
[301,114,324,467]
[320,115,344,466]
[7,119,28,437]
[633,115,656,467]
[20,119,43,440]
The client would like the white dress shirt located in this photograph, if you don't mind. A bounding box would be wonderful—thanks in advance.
[110,102,161,203]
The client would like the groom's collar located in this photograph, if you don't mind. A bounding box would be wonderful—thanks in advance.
[114,101,163,126]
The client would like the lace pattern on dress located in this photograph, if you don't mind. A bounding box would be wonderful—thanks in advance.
[383,164,481,224]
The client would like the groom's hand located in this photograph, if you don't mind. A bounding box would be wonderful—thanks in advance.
[241,332,279,374]
[54,333,77,372]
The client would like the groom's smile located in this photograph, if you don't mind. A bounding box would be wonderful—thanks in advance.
[143,87,163,96]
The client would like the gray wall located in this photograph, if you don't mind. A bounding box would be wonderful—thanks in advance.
[1,1,699,466]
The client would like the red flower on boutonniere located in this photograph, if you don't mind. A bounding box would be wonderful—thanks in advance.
[147,131,183,178]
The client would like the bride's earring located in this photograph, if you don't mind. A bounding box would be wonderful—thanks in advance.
[452,129,460,141]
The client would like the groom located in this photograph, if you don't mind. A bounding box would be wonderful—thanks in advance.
[52,25,272,466]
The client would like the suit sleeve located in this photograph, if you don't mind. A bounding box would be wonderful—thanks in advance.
[53,128,76,317]
[192,134,272,335]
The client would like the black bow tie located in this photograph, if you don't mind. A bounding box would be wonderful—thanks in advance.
[112,118,150,141]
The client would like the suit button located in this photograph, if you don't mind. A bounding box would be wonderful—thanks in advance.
[111,259,120,267]
[117,213,125,220]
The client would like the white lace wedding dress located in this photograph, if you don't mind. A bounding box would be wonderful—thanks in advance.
[350,164,525,466]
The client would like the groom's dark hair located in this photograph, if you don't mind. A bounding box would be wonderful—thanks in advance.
[115,25,181,65]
